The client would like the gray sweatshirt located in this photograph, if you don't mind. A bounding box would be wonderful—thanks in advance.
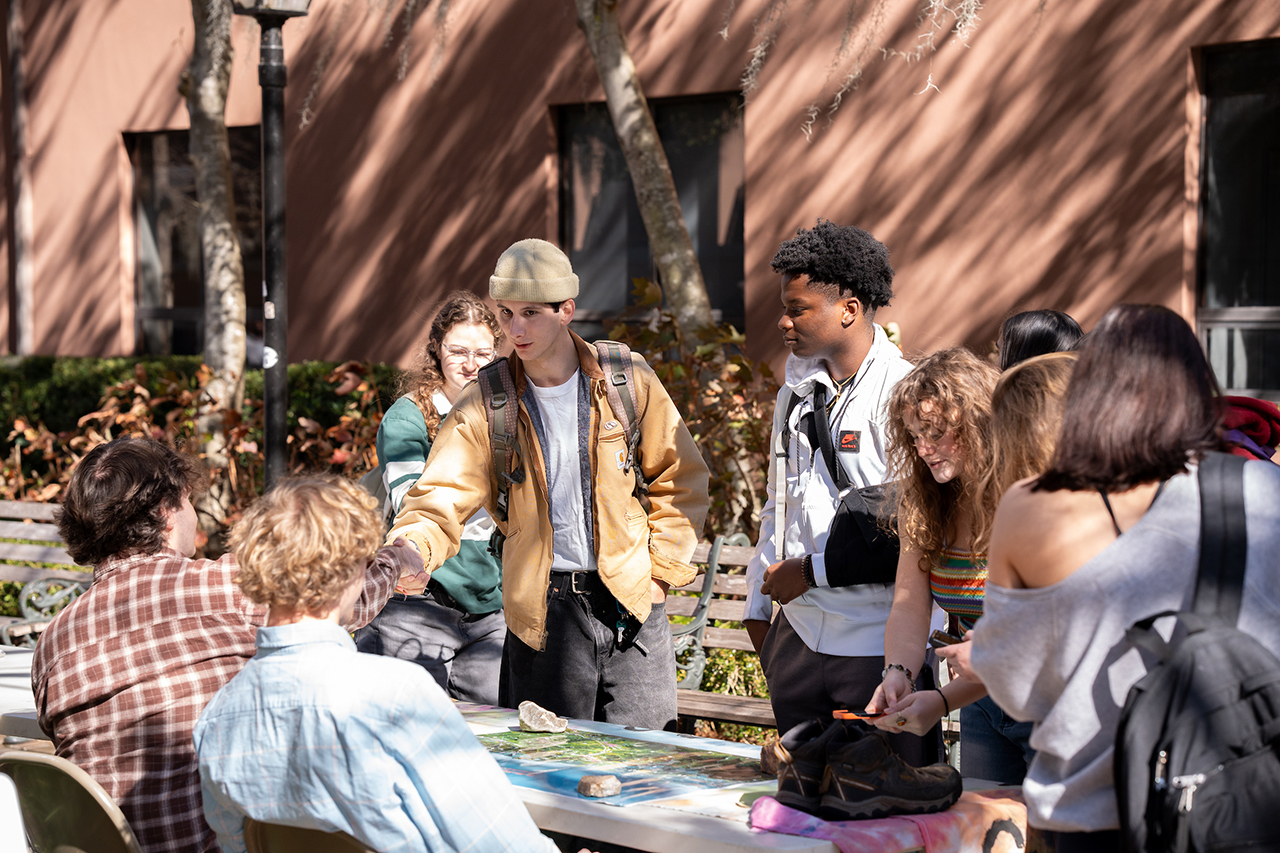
[971,463,1280,832]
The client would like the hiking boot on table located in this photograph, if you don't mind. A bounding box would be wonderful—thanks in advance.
[818,728,961,821]
[773,719,861,814]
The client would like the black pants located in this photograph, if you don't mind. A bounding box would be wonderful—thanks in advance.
[503,571,678,731]
[760,608,937,766]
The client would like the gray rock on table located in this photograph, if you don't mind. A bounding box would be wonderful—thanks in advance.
[578,774,622,798]
[518,700,568,733]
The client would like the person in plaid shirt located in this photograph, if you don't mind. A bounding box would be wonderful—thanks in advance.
[31,438,426,853]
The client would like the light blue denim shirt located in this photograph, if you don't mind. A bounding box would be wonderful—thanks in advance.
[193,621,557,853]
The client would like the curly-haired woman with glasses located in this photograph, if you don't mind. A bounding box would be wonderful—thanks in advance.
[355,290,507,704]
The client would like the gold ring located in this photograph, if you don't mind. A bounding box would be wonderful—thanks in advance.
[895,716,907,727]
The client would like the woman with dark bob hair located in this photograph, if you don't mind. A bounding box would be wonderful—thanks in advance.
[966,305,1280,851]
[996,309,1082,371]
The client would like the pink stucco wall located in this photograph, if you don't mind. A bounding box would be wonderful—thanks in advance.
[3,0,1279,371]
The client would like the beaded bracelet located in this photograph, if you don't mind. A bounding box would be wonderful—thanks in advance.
[882,663,914,684]
[801,554,816,588]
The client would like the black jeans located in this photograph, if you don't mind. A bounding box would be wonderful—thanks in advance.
[354,593,505,705]
[503,571,678,731]
[760,608,937,766]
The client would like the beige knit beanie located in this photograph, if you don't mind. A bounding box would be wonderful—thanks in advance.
[489,239,579,303]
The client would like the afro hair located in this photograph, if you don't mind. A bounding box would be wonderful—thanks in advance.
[771,220,894,310]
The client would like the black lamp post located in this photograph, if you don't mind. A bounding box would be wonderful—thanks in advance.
[232,0,310,491]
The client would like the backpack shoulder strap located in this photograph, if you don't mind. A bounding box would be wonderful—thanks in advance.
[772,390,805,563]
[478,358,524,523]
[594,340,639,438]
[777,390,804,458]
[811,383,853,492]
[594,341,647,499]
[1193,451,1248,625]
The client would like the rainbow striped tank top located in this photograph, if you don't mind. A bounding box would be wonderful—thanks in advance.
[929,547,988,633]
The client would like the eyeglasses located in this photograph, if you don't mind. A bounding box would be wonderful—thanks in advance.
[442,345,496,364]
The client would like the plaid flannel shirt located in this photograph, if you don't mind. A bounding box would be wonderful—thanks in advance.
[31,543,413,853]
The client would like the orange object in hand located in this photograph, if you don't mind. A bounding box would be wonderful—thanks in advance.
[832,710,886,721]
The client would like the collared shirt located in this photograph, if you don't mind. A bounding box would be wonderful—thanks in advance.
[745,325,914,656]
[31,544,410,853]
[194,622,558,853]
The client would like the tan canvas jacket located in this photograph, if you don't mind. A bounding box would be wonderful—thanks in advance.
[388,332,710,650]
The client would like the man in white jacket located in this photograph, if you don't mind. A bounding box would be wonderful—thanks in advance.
[745,221,928,764]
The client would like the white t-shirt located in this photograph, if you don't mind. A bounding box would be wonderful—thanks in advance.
[528,371,596,572]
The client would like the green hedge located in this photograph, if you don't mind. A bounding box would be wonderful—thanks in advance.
[0,355,401,454]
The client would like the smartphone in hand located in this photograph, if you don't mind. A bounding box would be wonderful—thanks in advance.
[928,629,962,649]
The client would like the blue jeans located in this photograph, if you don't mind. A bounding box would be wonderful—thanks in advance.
[959,694,1035,784]
[503,571,678,731]
[354,593,505,705]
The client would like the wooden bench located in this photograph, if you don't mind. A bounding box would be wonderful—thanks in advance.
[0,500,90,647]
[668,537,776,731]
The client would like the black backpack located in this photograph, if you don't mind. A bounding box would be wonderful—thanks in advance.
[1114,452,1280,853]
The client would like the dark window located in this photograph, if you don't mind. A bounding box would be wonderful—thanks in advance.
[125,128,263,357]
[559,94,745,340]
[1198,39,1280,400]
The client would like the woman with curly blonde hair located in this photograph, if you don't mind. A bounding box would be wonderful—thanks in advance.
[867,347,1073,783]
[355,290,507,704]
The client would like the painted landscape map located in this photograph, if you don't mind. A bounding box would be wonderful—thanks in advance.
[458,705,774,807]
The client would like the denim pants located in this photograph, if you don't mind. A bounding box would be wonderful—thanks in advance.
[959,694,1035,784]
[503,571,678,731]
[354,593,505,705]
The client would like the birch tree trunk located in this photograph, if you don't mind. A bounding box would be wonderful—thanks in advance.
[571,0,714,336]
[7,0,34,354]
[183,0,246,535]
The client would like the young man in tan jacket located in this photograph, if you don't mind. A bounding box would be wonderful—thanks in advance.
[389,239,709,731]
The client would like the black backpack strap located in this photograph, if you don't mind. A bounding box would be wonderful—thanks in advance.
[478,358,524,523]
[1192,452,1248,625]
[811,383,852,492]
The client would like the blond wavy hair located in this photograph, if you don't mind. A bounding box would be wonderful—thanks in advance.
[886,348,1000,570]
[973,352,1077,553]
[230,475,383,613]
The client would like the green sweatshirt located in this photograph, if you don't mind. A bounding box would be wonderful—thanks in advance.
[378,395,502,614]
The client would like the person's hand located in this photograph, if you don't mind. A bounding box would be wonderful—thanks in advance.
[650,578,670,603]
[935,633,980,684]
[759,557,809,605]
[388,537,429,594]
[868,689,946,737]
[865,666,913,715]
